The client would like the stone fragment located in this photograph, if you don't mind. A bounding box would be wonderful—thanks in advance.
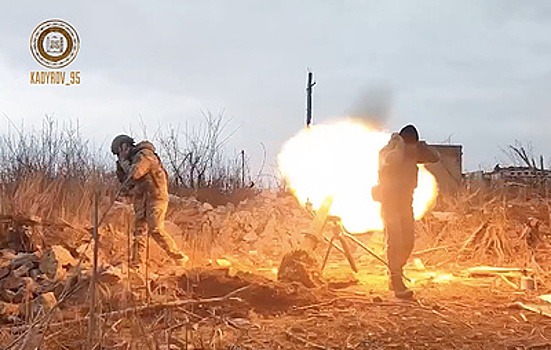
[13,261,34,278]
[39,245,77,280]
[98,265,124,284]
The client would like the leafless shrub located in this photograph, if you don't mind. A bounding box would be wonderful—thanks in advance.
[0,115,114,222]
[0,112,253,220]
[0,115,107,182]
[156,110,251,191]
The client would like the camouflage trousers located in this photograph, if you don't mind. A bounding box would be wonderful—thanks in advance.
[131,195,185,266]
[381,202,415,277]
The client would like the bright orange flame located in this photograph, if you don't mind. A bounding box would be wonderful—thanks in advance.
[278,120,438,233]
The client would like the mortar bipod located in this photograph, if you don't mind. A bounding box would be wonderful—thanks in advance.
[320,216,358,273]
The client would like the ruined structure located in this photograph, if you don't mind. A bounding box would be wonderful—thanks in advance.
[465,165,551,189]
[426,144,463,194]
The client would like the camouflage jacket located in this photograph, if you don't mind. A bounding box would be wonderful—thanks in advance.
[116,141,169,201]
[376,134,439,207]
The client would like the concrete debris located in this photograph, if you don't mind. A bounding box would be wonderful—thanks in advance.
[12,261,35,278]
[202,202,214,212]
[39,245,77,280]
[0,301,20,320]
[163,191,314,265]
[1,274,28,290]
[98,265,124,284]
[76,243,93,262]
[34,291,57,312]
[10,253,40,269]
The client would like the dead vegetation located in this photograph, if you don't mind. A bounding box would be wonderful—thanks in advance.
[416,187,551,271]
[0,183,549,349]
[2,119,551,348]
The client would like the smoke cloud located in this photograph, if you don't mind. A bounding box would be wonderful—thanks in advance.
[348,86,393,130]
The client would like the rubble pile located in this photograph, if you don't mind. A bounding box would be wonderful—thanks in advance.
[167,191,314,264]
[0,215,130,323]
[0,245,73,320]
[168,189,551,269]
[0,191,316,323]
[1,188,550,325]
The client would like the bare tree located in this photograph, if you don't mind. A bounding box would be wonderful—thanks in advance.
[501,140,545,170]
[156,110,249,191]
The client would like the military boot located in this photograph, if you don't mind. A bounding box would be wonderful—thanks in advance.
[390,273,414,300]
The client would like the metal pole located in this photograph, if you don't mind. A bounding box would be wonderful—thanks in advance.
[306,71,316,128]
[341,230,411,282]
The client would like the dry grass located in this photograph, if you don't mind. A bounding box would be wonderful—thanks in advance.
[415,187,551,282]
[0,115,256,349]
[3,117,551,349]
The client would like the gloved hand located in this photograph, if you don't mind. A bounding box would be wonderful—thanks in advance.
[118,177,135,198]
[382,133,405,166]
[388,133,405,149]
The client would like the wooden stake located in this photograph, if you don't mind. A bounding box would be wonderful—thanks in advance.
[146,231,151,306]
[241,149,245,188]
[87,190,99,349]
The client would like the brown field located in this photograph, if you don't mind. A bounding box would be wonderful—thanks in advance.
[1,174,551,349]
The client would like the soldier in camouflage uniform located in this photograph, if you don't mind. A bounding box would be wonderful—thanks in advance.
[111,135,188,269]
[373,125,439,299]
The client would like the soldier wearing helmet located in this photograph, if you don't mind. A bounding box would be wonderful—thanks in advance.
[374,124,439,299]
[111,134,188,269]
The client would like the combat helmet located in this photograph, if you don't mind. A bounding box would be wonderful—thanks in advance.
[111,134,135,154]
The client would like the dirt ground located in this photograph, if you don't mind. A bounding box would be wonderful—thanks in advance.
[178,261,551,350]
[9,253,547,350]
[2,192,551,349]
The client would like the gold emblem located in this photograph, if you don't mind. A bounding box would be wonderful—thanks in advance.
[30,19,80,69]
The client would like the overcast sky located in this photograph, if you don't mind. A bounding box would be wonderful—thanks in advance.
[1,0,551,175]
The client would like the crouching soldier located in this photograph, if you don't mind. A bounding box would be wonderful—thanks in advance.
[111,134,188,269]
[373,125,439,299]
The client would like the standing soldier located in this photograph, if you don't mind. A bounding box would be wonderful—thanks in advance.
[374,125,439,299]
[111,134,188,270]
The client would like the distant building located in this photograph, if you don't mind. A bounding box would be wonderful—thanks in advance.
[424,142,550,192]
[465,165,551,189]
[425,144,463,194]
[490,165,551,185]
[426,140,551,194]
[463,170,491,188]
